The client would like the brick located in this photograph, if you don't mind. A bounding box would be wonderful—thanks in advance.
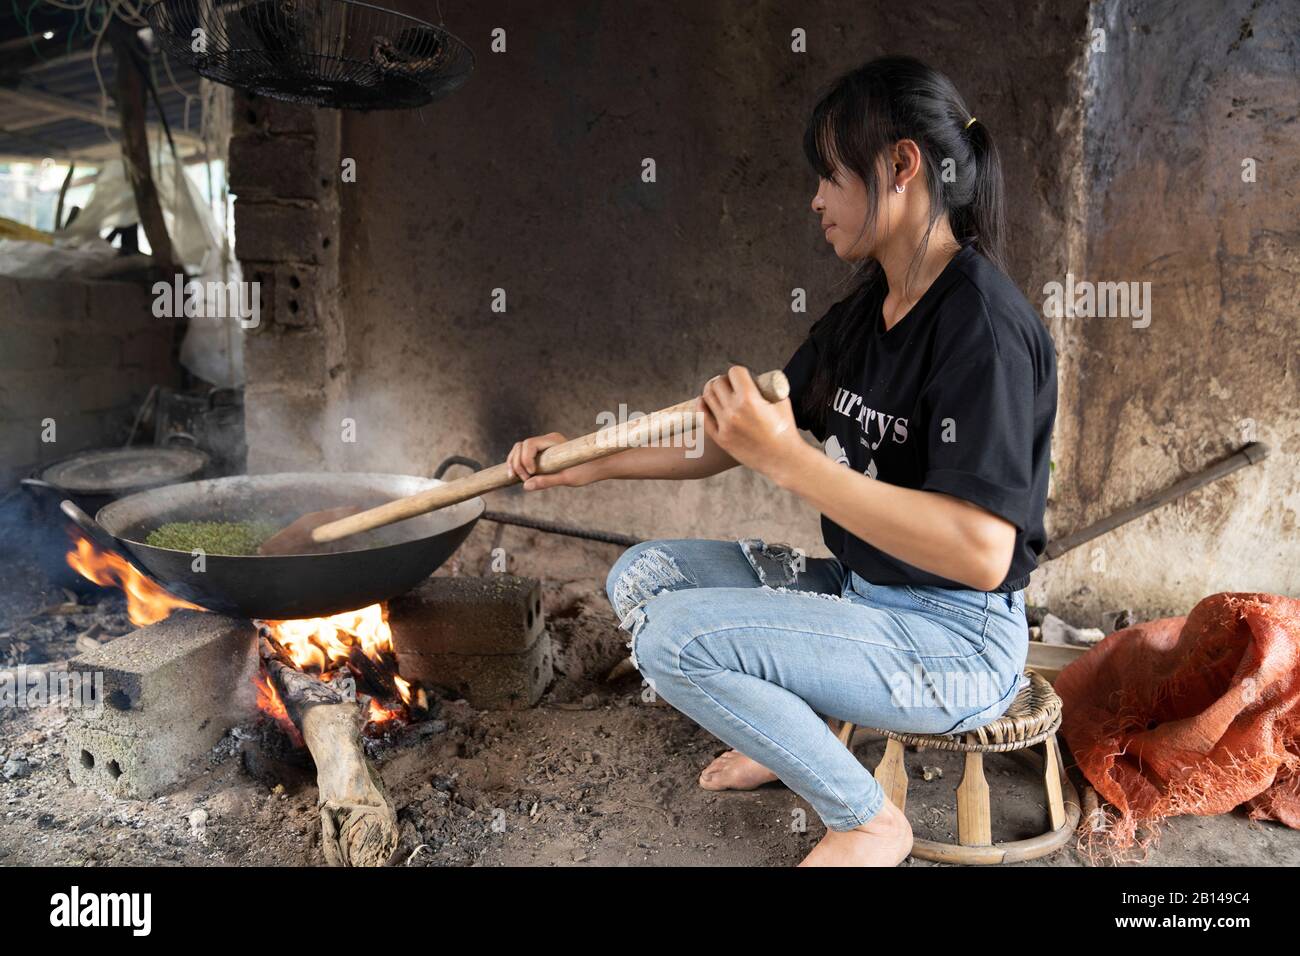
[234,200,324,264]
[398,632,554,710]
[229,134,320,201]
[65,611,259,798]
[243,384,329,470]
[390,575,545,656]
[5,276,87,326]
[0,332,56,369]
[55,332,122,367]
[389,576,552,710]
[275,264,330,329]
[244,326,328,383]
[233,93,316,136]
[119,328,175,369]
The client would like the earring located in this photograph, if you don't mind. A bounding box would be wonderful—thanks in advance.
[894,183,905,194]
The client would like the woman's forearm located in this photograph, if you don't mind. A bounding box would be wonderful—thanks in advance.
[588,434,739,483]
[774,444,1015,590]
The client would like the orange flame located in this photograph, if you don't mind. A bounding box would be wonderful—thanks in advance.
[254,674,303,747]
[66,535,204,626]
[368,697,402,723]
[260,604,417,732]
[259,603,394,674]
[66,533,418,735]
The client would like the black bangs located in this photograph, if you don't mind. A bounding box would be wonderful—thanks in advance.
[802,93,843,181]
[802,74,889,186]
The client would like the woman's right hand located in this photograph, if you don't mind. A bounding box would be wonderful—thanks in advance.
[506,432,594,490]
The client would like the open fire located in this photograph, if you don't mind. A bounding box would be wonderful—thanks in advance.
[66,535,203,626]
[65,531,427,736]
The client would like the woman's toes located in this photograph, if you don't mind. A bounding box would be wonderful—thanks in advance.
[698,751,780,791]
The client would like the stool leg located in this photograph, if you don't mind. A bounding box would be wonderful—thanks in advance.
[836,720,855,747]
[956,740,992,846]
[873,738,908,812]
[1043,733,1067,830]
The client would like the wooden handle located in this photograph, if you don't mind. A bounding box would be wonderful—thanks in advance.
[311,369,790,544]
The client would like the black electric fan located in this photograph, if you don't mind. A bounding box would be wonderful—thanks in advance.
[145,0,474,110]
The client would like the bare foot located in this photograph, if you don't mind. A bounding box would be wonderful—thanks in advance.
[797,798,913,867]
[698,750,780,791]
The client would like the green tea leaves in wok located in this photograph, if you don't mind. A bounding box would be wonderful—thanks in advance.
[146,520,279,556]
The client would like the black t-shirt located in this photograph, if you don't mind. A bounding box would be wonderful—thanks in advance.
[782,242,1057,592]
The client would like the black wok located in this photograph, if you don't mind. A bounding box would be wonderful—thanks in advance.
[60,472,483,620]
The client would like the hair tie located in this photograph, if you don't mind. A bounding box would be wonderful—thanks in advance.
[964,115,978,130]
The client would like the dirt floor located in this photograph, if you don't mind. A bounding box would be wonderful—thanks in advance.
[2,518,1298,867]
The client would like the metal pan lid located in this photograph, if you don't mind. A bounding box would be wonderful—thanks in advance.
[39,446,208,496]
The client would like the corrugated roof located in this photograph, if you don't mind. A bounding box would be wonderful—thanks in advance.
[0,4,205,163]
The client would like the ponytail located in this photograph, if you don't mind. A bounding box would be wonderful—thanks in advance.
[950,117,1006,272]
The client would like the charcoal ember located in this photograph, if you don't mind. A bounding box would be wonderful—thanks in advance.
[239,724,313,788]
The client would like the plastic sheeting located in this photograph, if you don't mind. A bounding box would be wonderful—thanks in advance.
[55,153,244,388]
[61,152,215,272]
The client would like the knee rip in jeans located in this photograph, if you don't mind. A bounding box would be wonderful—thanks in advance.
[611,548,691,668]
[738,537,801,588]
[740,538,850,603]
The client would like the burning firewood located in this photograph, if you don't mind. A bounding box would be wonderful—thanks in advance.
[259,635,399,867]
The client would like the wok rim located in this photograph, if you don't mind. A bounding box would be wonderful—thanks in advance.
[94,471,486,559]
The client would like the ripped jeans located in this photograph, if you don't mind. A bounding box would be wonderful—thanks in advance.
[605,538,1029,831]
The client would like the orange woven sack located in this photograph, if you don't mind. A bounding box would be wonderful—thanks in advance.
[1054,592,1300,859]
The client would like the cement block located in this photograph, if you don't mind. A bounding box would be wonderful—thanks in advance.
[233,94,316,136]
[243,326,329,384]
[0,332,56,369]
[234,201,324,264]
[4,276,87,326]
[55,332,122,367]
[389,575,545,656]
[119,328,175,369]
[242,385,329,468]
[65,611,259,798]
[398,631,553,710]
[229,134,321,201]
[389,576,551,710]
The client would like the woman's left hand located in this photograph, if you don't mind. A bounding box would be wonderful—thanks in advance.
[699,366,808,484]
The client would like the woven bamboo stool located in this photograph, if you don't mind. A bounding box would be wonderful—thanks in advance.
[836,669,1080,864]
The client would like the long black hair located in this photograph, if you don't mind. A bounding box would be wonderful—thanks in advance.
[799,55,1007,432]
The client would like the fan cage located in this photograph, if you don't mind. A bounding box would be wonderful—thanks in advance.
[146,0,475,110]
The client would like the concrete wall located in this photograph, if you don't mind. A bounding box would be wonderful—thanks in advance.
[235,0,1297,618]
[1035,0,1300,620]
[237,0,1087,542]
[0,276,176,487]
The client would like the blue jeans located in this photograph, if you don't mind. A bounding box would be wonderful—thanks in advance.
[605,538,1029,831]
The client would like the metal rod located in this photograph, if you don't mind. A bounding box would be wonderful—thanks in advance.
[1040,442,1269,563]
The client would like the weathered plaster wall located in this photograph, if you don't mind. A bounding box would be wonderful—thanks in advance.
[1034,0,1300,620]
[320,0,1086,550]
[238,0,1300,618]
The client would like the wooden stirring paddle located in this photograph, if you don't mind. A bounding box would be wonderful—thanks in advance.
[258,369,789,556]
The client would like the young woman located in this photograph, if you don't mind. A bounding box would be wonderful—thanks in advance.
[507,56,1057,867]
